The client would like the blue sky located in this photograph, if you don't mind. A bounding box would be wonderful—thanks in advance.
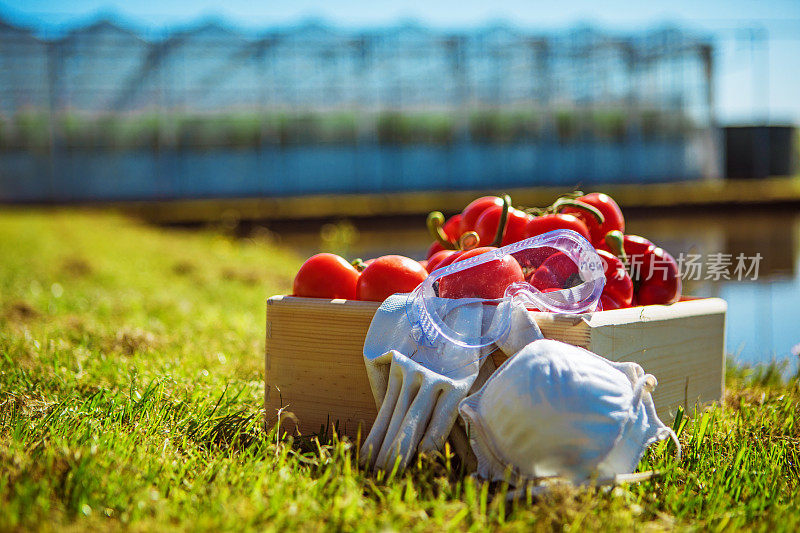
[2,0,799,123]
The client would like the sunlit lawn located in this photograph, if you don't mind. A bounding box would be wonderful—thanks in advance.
[1,209,798,531]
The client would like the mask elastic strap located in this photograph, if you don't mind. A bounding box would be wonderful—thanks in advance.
[634,373,683,461]
[657,426,682,461]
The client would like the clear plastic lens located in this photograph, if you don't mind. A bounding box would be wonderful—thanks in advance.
[407,230,605,360]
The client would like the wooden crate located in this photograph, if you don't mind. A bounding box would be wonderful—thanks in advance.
[265,296,726,439]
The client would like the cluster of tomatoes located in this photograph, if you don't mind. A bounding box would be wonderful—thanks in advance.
[293,252,429,302]
[292,191,682,309]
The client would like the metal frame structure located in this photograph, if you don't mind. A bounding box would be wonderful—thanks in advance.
[1,19,713,129]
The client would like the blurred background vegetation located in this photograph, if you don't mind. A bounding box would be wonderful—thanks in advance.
[0,108,698,151]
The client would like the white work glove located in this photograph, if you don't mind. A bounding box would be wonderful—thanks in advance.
[361,295,542,471]
[360,349,474,470]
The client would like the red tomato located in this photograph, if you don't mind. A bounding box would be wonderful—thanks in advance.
[426,249,458,273]
[453,246,496,259]
[599,294,624,311]
[529,265,561,292]
[542,252,579,284]
[356,255,428,302]
[526,213,591,242]
[460,196,503,235]
[474,206,530,246]
[431,250,464,272]
[473,206,502,245]
[615,234,654,257]
[438,247,524,299]
[635,246,681,306]
[599,233,680,306]
[503,209,531,245]
[293,253,360,300]
[426,240,445,259]
[597,249,633,308]
[561,192,625,247]
[513,245,560,274]
[528,252,579,290]
[598,233,654,263]
[442,214,462,241]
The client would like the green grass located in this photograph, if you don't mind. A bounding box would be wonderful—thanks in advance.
[1,209,798,531]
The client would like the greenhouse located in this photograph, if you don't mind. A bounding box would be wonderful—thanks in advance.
[0,18,717,201]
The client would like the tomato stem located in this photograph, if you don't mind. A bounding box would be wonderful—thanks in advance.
[426,211,457,250]
[604,230,641,292]
[523,206,546,216]
[490,195,511,247]
[552,198,605,224]
[605,229,630,268]
[607,230,650,296]
[351,258,368,272]
[459,231,480,251]
[604,230,626,260]
[521,193,602,225]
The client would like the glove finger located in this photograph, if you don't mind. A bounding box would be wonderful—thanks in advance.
[360,359,404,467]
[383,378,440,470]
[374,362,422,469]
[418,380,461,454]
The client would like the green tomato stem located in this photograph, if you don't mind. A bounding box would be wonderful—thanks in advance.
[604,230,626,259]
[426,211,457,250]
[351,258,368,272]
[523,206,546,216]
[604,230,629,267]
[490,195,511,247]
[459,231,480,251]
[604,230,641,292]
[552,198,605,225]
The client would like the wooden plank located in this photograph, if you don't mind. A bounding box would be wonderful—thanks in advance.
[265,296,378,436]
[265,296,726,439]
[585,298,727,420]
[530,313,592,349]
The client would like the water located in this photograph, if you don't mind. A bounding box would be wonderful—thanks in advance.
[264,207,800,371]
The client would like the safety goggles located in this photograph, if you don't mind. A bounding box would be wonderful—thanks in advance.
[406,229,605,353]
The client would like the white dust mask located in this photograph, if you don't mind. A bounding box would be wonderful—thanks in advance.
[458,339,680,484]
